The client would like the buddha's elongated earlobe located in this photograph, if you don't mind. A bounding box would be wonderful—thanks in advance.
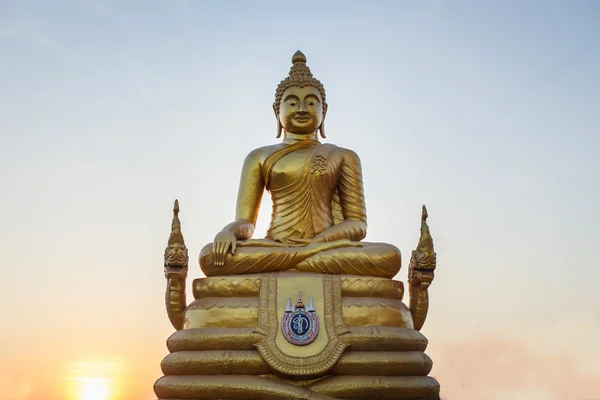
[318,119,326,138]
[319,103,327,138]
[273,103,282,138]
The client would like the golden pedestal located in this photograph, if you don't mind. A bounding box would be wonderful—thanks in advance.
[155,273,440,400]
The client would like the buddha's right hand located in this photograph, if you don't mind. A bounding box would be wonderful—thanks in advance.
[213,230,237,266]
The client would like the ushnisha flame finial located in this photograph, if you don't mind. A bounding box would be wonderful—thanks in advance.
[291,50,307,64]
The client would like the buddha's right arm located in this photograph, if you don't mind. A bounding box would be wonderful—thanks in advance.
[220,219,254,240]
[220,149,265,240]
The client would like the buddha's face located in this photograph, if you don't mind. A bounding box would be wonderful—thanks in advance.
[276,86,326,135]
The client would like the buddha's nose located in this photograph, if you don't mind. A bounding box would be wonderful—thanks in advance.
[297,101,308,113]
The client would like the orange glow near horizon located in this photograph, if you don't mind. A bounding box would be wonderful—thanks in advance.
[64,357,123,400]
[74,377,111,400]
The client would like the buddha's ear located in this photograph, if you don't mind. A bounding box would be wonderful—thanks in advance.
[273,103,282,138]
[319,103,328,139]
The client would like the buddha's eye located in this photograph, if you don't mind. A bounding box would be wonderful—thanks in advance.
[308,102,314,106]
[289,102,296,106]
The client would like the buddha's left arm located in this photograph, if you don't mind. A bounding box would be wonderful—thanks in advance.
[315,149,368,242]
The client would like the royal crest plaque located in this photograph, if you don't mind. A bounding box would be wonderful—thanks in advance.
[281,292,319,345]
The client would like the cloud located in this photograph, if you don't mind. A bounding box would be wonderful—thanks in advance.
[431,333,600,400]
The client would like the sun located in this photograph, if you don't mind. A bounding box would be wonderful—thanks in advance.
[77,377,111,400]
[64,355,122,400]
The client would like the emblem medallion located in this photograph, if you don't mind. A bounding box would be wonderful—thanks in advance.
[281,292,319,346]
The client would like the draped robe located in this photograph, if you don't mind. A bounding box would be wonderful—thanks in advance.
[200,140,401,278]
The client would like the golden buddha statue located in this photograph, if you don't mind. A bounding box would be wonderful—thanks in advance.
[155,51,441,400]
[199,50,401,279]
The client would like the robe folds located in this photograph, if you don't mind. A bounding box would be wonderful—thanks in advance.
[200,141,401,278]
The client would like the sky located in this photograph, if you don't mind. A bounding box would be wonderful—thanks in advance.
[0,0,599,399]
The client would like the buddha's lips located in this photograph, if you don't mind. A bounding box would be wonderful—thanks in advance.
[294,117,310,122]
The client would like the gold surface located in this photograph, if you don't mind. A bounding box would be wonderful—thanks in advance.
[260,374,330,387]
[193,276,260,299]
[183,298,259,329]
[154,375,440,400]
[344,326,427,352]
[340,276,404,299]
[161,350,432,376]
[182,278,416,330]
[331,351,432,376]
[408,206,438,331]
[255,273,349,376]
[166,326,428,353]
[163,200,189,330]
[166,328,260,352]
[161,350,270,375]
[154,375,338,400]
[198,51,402,278]
[157,51,441,400]
[342,297,414,328]
[192,275,404,300]
[308,376,440,399]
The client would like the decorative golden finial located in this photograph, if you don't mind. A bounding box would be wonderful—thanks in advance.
[168,200,182,244]
[415,205,435,265]
[164,199,189,272]
[295,291,306,309]
[292,50,306,64]
[164,199,188,331]
[408,205,437,331]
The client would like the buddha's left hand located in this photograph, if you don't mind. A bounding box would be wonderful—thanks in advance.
[289,237,363,247]
[288,237,326,245]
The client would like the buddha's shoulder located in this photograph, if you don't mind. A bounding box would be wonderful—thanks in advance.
[243,144,286,164]
[329,144,361,161]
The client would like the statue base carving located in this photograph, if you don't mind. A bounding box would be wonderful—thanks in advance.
[155,272,440,400]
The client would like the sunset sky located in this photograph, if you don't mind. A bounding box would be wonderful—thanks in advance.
[1,1,599,399]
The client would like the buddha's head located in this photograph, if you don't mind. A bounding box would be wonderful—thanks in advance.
[274,51,328,138]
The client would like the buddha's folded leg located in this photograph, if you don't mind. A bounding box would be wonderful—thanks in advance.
[294,242,402,278]
[199,240,363,277]
[200,244,297,276]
